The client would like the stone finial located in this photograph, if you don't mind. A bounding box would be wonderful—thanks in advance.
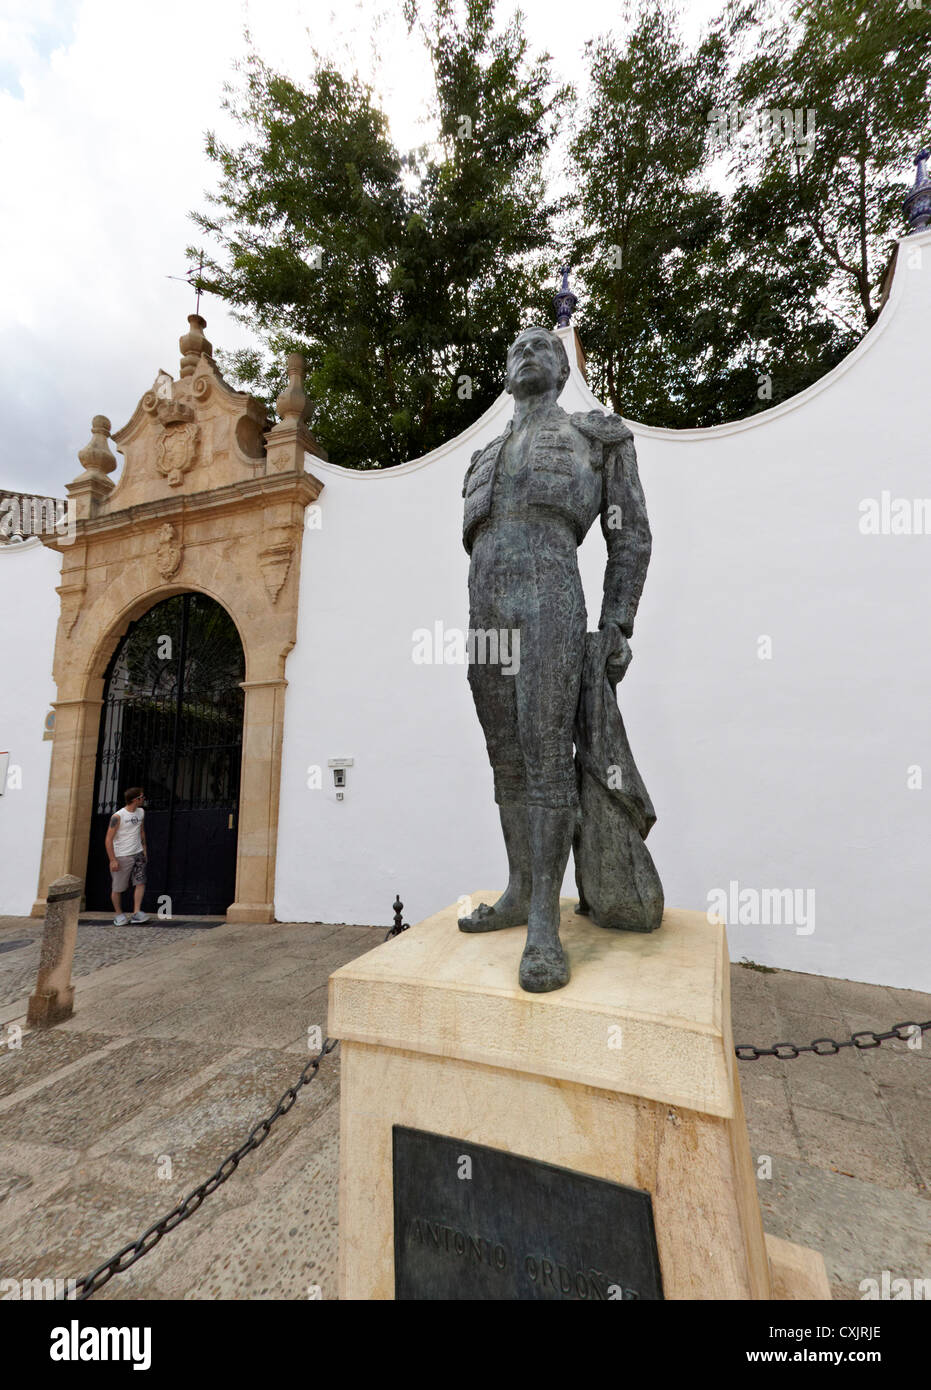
[77,415,117,476]
[68,415,116,519]
[904,148,931,232]
[275,352,312,424]
[179,313,213,378]
[265,351,326,468]
[554,265,578,329]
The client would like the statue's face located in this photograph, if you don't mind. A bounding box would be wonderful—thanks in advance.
[506,328,563,399]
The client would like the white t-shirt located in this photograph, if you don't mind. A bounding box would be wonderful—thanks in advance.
[112,806,144,857]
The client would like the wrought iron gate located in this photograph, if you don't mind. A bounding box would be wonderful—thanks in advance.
[85,593,245,916]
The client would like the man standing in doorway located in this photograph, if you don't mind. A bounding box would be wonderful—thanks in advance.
[105,787,150,925]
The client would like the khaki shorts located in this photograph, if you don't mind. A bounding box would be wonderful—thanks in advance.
[111,853,147,892]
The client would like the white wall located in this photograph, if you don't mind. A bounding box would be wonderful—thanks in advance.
[276,230,931,992]
[3,236,929,990]
[0,538,60,913]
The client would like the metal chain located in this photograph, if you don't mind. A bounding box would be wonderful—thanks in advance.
[68,1038,339,1301]
[735,1020,931,1061]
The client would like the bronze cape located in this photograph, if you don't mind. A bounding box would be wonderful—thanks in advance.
[572,625,662,932]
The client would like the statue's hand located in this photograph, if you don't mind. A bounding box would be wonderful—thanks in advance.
[601,622,632,683]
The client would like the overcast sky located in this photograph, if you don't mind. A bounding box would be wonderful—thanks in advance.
[0,0,725,497]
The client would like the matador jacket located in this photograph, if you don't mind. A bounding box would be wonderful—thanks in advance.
[461,404,652,639]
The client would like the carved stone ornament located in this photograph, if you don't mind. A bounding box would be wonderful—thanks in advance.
[156,523,182,580]
[258,529,295,603]
[155,409,200,488]
[57,583,86,638]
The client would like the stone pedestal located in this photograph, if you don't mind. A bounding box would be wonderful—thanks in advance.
[329,892,830,1301]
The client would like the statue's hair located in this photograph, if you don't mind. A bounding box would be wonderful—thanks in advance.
[508,325,570,391]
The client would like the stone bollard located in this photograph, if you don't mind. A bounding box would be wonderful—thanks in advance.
[27,875,82,1028]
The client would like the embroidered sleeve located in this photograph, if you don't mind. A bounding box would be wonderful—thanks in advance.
[599,433,651,638]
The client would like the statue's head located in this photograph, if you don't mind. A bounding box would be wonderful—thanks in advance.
[505,325,570,400]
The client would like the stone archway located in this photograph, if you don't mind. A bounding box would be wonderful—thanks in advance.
[32,320,325,923]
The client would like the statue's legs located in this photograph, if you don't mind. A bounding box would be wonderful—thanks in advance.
[459,534,535,935]
[514,541,584,991]
[458,799,530,931]
[518,805,574,991]
[460,520,585,991]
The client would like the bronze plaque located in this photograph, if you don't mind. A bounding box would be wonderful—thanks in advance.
[393,1126,664,1301]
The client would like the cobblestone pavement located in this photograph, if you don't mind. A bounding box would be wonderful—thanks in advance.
[0,916,927,1301]
[0,916,218,1008]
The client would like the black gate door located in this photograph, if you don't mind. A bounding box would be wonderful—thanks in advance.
[85,593,245,916]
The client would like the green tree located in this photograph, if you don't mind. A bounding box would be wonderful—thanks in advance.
[567,6,726,420]
[194,0,928,442]
[567,0,857,427]
[728,0,931,330]
[191,0,567,468]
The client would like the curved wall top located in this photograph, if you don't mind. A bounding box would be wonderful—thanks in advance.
[305,229,929,478]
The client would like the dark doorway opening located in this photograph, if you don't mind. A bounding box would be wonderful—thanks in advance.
[85,593,245,916]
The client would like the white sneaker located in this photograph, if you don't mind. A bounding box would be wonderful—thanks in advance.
[131,912,150,924]
[113,914,128,926]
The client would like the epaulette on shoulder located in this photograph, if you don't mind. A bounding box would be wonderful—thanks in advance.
[462,445,486,497]
[570,410,633,446]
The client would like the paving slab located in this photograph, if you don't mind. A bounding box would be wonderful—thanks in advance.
[741,1072,802,1161]
[876,1084,931,1191]
[826,976,905,1024]
[123,1102,342,1302]
[94,1045,341,1181]
[0,1028,114,1100]
[790,1102,919,1192]
[784,1053,889,1127]
[90,1096,342,1301]
[769,968,844,1023]
[0,1037,224,1149]
[858,1040,931,1094]
[0,920,208,1008]
[756,1153,931,1297]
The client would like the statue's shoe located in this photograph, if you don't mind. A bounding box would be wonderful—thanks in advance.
[458,901,527,933]
[519,941,570,993]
